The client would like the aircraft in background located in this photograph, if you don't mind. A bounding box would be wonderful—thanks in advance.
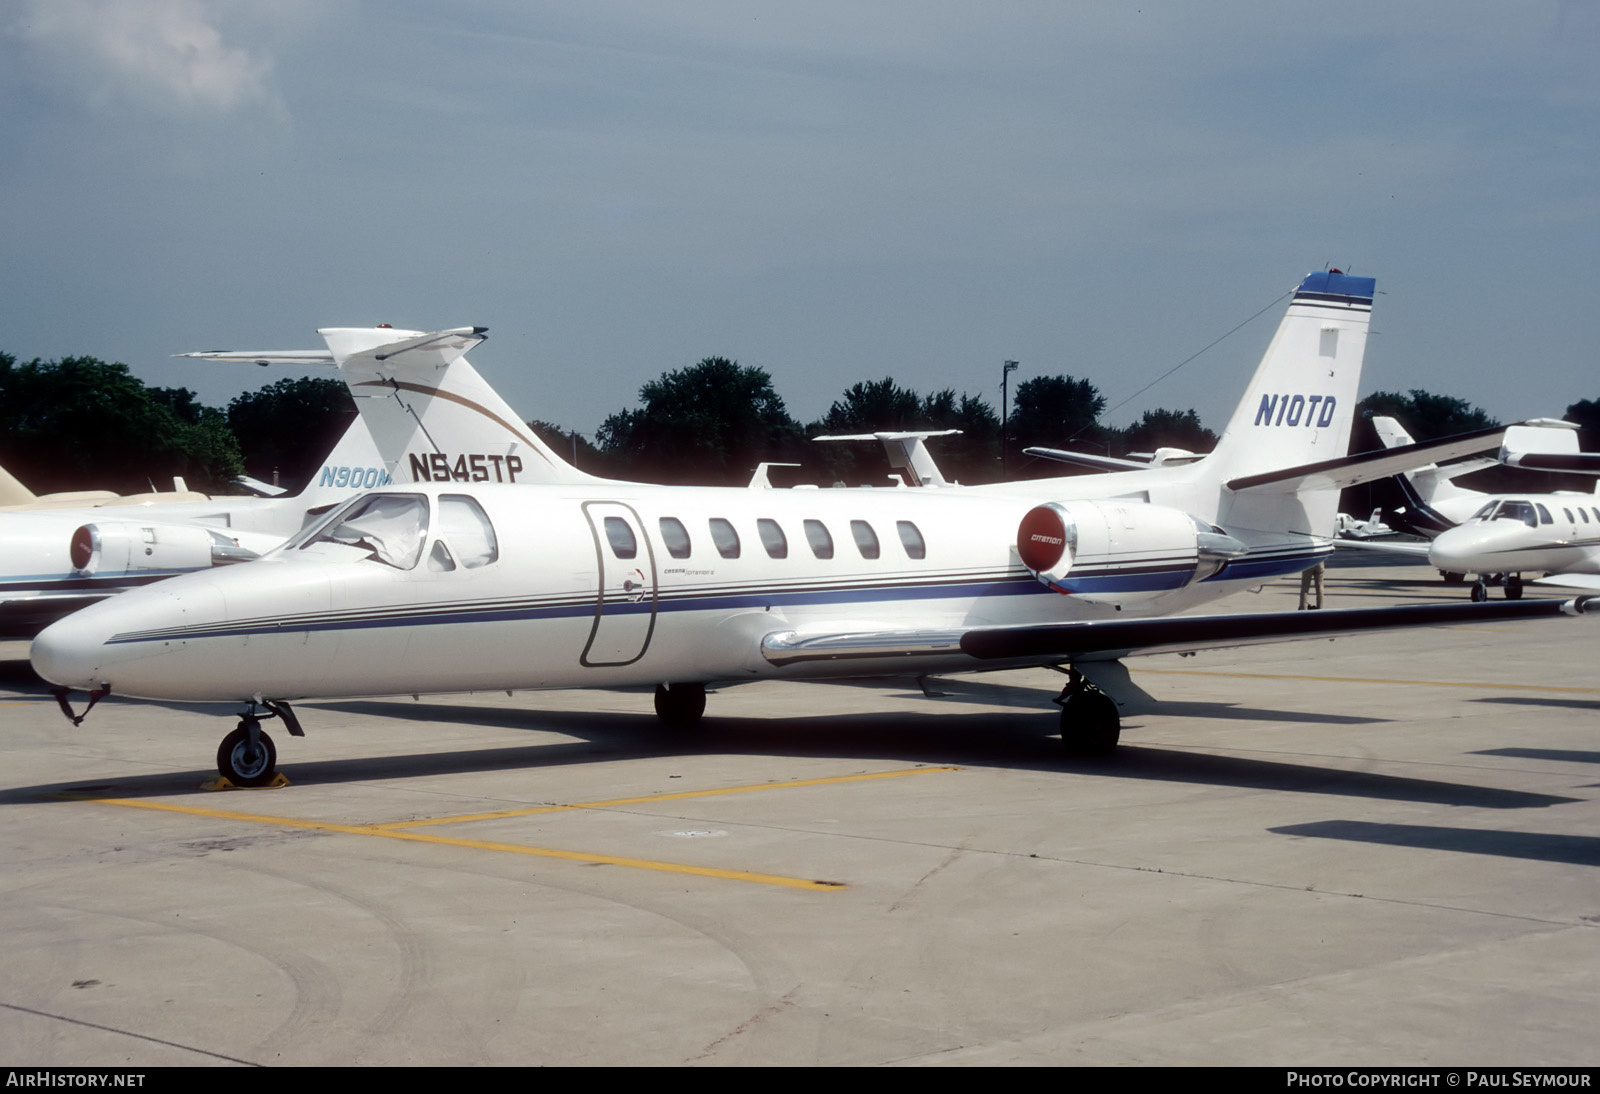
[1364,416,1587,538]
[1335,509,1395,539]
[0,418,391,632]
[35,270,1594,787]
[1341,417,1600,599]
[0,462,210,513]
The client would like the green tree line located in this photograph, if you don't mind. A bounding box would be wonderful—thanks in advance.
[6,348,1599,497]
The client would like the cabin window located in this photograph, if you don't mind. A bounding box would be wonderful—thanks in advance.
[305,493,429,570]
[428,540,456,572]
[851,520,880,559]
[897,520,926,559]
[757,518,788,558]
[659,517,692,559]
[604,516,638,559]
[1580,508,1590,524]
[1564,508,1575,523]
[709,518,740,559]
[439,495,498,568]
[804,519,834,559]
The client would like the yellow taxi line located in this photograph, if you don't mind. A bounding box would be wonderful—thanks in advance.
[72,794,846,890]
[374,766,959,829]
[65,766,958,890]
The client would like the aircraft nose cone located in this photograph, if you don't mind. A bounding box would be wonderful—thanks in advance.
[1429,526,1500,573]
[31,611,113,691]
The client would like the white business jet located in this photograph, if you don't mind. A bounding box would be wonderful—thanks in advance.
[33,271,1596,786]
[1344,418,1600,599]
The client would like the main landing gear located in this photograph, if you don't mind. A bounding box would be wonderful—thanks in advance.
[1054,669,1121,756]
[1470,573,1524,602]
[215,701,302,787]
[654,682,707,729]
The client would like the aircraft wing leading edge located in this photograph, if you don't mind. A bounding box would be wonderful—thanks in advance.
[958,596,1596,663]
[760,597,1596,670]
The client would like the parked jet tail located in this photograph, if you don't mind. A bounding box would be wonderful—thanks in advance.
[1168,270,1376,539]
[183,327,603,487]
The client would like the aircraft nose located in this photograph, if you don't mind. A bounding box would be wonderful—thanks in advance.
[1429,525,1503,573]
[31,610,115,691]
[30,579,228,697]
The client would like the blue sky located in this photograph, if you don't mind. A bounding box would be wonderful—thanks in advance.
[4,2,1596,443]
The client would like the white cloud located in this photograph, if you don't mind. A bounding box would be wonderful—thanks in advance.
[16,0,278,113]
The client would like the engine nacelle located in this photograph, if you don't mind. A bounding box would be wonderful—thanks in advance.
[1017,500,1246,603]
[70,522,259,577]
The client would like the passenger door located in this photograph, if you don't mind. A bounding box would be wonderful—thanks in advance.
[580,501,657,666]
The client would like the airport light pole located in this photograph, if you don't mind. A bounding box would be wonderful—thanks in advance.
[1000,360,1019,476]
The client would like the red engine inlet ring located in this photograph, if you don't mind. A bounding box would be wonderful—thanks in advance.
[1017,505,1068,572]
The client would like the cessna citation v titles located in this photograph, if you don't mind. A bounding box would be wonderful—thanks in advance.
[31,271,1598,785]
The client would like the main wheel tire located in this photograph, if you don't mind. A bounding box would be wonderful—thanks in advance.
[1505,575,1524,600]
[1471,581,1488,603]
[217,721,277,787]
[653,682,707,729]
[1060,690,1121,756]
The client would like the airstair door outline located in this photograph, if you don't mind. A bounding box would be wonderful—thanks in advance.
[580,501,658,667]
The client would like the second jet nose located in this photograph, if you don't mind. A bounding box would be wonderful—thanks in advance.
[1428,525,1504,573]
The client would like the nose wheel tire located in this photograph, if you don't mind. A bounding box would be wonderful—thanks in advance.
[1471,581,1488,603]
[218,720,277,787]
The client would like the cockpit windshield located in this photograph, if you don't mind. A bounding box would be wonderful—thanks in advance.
[1473,500,1537,528]
[299,493,430,569]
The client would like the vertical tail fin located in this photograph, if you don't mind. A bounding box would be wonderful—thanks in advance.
[1203,271,1375,536]
[1208,271,1376,480]
[1371,415,1493,534]
[287,416,393,506]
[321,327,604,486]
[0,463,38,508]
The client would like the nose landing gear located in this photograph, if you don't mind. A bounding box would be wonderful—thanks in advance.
[218,719,277,787]
[213,700,302,788]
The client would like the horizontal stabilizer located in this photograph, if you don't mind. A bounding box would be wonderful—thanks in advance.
[1502,452,1600,474]
[333,326,487,370]
[1226,425,1507,494]
[959,596,1597,664]
[231,475,289,498]
[175,350,335,366]
[1023,447,1150,472]
[812,430,961,487]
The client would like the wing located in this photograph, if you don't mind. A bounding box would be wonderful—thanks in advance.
[760,597,1597,672]
[1533,573,1600,591]
[1332,538,1432,558]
